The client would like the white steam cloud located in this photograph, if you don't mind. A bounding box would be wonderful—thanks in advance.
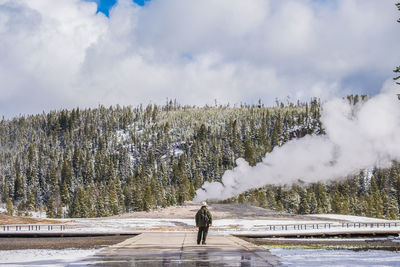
[194,86,400,202]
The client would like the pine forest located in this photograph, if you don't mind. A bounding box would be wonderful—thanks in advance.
[0,96,399,219]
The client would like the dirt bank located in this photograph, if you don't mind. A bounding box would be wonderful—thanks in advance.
[0,214,63,225]
[0,235,135,250]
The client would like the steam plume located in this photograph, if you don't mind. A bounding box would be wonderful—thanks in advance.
[194,89,400,202]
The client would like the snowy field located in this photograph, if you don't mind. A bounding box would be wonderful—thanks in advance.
[2,216,400,236]
[56,216,400,236]
[0,249,98,266]
[1,210,400,266]
[270,248,400,267]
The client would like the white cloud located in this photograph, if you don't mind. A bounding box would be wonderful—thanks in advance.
[0,0,399,117]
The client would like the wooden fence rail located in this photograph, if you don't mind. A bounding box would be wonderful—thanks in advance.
[254,222,400,232]
[1,224,66,231]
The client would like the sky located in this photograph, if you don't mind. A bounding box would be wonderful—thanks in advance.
[0,0,399,118]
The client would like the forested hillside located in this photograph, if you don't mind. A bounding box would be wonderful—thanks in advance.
[0,96,399,219]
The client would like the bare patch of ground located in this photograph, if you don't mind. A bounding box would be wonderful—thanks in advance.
[0,214,63,225]
[0,235,135,250]
[107,202,329,221]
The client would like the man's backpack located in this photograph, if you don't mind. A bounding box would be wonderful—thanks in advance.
[200,209,210,225]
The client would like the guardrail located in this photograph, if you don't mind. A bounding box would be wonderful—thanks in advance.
[1,224,66,231]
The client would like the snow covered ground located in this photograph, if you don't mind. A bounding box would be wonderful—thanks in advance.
[270,248,400,267]
[0,249,98,266]
[0,215,399,266]
[2,216,400,236]
[60,217,400,236]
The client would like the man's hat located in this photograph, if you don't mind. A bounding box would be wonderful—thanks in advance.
[201,201,207,206]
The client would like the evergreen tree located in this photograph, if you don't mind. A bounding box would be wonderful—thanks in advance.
[56,199,63,218]
[46,196,56,218]
[308,190,318,214]
[2,179,8,203]
[26,192,36,212]
[315,183,330,213]
[17,201,25,216]
[298,187,310,214]
[243,137,256,166]
[108,179,120,215]
[238,193,246,204]
[143,184,153,211]
[61,180,70,205]
[266,186,277,209]
[256,189,267,208]
[61,159,73,187]
[6,198,13,216]
[96,193,107,217]
[14,161,25,201]
[384,195,399,220]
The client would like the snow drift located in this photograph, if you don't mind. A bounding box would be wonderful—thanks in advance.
[195,88,400,201]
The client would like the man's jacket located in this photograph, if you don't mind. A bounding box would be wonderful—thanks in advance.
[195,206,212,227]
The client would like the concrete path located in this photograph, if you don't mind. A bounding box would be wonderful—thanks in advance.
[82,232,281,266]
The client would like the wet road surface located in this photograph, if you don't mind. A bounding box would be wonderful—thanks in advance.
[80,232,281,266]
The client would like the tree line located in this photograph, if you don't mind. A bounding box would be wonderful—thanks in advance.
[0,97,398,219]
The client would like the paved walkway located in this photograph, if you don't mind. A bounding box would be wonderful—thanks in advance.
[82,232,281,266]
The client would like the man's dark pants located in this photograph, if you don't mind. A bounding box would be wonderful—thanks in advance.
[197,226,209,244]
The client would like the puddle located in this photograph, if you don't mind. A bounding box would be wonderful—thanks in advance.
[84,249,280,266]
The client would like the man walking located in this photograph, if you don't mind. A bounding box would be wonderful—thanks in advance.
[195,201,212,245]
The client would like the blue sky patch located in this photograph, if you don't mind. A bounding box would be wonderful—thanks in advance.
[88,0,150,16]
